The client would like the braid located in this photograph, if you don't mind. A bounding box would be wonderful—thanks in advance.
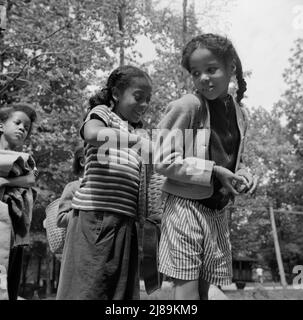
[182,33,247,104]
[234,54,247,104]
[88,87,113,110]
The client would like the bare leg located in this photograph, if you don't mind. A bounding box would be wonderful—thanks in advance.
[198,278,210,300]
[173,279,200,300]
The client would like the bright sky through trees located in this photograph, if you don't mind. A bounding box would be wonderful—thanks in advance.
[135,0,303,110]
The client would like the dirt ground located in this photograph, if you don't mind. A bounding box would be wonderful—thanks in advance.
[224,288,303,300]
[140,282,303,300]
[37,281,303,300]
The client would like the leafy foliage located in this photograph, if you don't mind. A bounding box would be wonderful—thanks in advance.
[0,0,150,219]
[1,0,302,284]
[230,37,303,276]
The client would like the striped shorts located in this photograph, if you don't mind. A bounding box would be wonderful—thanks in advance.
[158,194,232,286]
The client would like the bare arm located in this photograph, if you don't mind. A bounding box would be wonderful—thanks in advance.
[57,181,79,228]
[83,119,141,147]
[83,119,153,162]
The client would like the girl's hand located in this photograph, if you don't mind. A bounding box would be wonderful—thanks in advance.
[147,213,162,225]
[132,136,153,164]
[235,168,258,195]
[213,165,249,196]
[139,136,153,158]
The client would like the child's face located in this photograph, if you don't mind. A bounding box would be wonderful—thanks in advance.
[114,77,152,124]
[0,111,31,149]
[188,47,234,100]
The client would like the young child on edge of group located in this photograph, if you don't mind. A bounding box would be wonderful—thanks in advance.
[154,33,257,300]
[0,103,37,300]
[56,146,85,229]
[56,65,153,300]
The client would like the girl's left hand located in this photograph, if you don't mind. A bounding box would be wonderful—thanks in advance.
[234,168,258,195]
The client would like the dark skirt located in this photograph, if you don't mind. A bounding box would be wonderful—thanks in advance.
[56,210,139,300]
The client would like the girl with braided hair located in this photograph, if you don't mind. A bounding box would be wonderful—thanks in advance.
[155,33,257,300]
[56,65,152,300]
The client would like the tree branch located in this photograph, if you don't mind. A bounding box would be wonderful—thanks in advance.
[0,24,69,56]
[0,51,65,95]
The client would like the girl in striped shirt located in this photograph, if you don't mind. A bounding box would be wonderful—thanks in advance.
[56,65,152,300]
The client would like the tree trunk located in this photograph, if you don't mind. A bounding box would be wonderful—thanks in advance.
[180,0,192,91]
[182,0,188,45]
[118,0,126,66]
[269,205,287,288]
[0,0,7,32]
[0,0,7,73]
[144,0,152,14]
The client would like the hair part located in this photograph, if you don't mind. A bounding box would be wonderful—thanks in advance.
[88,65,152,112]
[181,33,247,104]
[0,103,37,137]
